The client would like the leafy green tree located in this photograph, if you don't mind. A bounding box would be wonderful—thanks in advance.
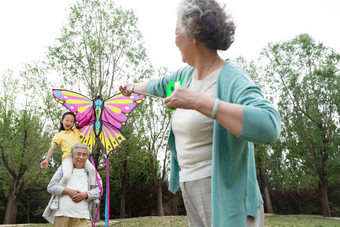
[261,34,340,217]
[21,63,63,128]
[46,0,151,98]
[145,93,172,216]
[109,106,150,218]
[0,70,52,224]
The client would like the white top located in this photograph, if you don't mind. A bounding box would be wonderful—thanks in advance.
[172,69,221,182]
[55,168,90,219]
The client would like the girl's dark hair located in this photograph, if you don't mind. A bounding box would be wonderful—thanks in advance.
[178,0,236,51]
[59,112,76,132]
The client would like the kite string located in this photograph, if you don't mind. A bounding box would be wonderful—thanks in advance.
[105,156,110,227]
[132,91,163,99]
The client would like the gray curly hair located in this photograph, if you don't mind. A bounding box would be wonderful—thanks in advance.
[177,0,235,51]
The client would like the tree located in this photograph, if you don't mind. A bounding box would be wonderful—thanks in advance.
[46,0,151,99]
[254,144,274,213]
[261,34,340,217]
[0,70,52,224]
[119,67,173,217]
[109,107,150,218]
[145,95,172,216]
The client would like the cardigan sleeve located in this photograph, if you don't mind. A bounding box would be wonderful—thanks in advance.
[146,66,193,97]
[238,86,281,144]
[218,62,281,144]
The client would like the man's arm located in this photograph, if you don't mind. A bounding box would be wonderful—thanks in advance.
[47,166,65,197]
[86,174,102,202]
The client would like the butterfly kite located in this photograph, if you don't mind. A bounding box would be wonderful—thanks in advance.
[53,89,145,227]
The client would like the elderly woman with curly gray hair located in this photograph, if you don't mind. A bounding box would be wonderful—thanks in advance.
[120,0,281,226]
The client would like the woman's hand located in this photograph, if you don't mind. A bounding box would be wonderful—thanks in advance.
[164,86,199,110]
[119,81,149,97]
[119,83,134,96]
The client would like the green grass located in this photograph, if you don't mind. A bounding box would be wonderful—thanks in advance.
[108,215,340,227]
[4,215,340,227]
[265,214,340,227]
[107,216,189,226]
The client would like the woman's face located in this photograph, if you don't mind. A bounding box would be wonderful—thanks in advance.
[175,20,194,64]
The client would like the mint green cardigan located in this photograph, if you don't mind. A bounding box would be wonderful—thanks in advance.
[146,61,281,226]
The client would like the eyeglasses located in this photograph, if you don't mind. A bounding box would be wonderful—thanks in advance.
[75,152,88,157]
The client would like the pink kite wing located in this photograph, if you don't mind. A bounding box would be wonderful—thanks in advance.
[53,89,94,128]
[101,93,146,130]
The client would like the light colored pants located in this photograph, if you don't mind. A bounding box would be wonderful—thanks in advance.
[54,216,91,227]
[180,177,264,227]
[59,156,73,187]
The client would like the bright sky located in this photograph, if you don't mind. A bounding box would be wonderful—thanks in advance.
[1,0,340,74]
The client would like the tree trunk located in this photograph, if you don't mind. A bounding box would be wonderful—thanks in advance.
[157,181,164,216]
[120,190,126,218]
[120,160,127,218]
[173,192,178,215]
[127,204,132,218]
[319,178,331,217]
[262,185,274,213]
[4,184,18,224]
[27,194,30,223]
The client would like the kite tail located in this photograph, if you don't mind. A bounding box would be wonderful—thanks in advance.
[105,156,110,227]
[90,155,103,227]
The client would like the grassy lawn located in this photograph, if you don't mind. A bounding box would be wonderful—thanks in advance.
[107,216,188,226]
[3,215,340,227]
[109,215,340,227]
[265,214,340,227]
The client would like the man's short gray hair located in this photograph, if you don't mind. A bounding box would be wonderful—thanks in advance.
[71,143,90,156]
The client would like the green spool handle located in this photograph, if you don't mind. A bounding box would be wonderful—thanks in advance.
[166,78,183,112]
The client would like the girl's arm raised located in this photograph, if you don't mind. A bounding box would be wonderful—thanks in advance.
[41,142,58,168]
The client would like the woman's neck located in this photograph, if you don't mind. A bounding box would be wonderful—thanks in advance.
[194,54,223,80]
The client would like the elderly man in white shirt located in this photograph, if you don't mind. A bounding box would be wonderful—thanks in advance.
[43,143,101,227]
